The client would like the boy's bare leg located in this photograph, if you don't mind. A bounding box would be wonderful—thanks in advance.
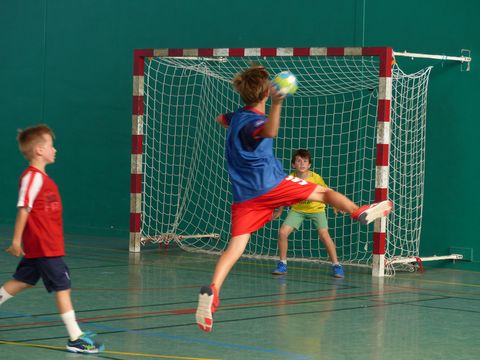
[0,280,32,305]
[308,186,392,224]
[211,233,251,292]
[319,228,345,278]
[3,279,32,295]
[318,229,338,264]
[278,225,294,261]
[272,225,293,275]
[307,187,358,214]
[196,233,250,332]
[56,289,74,313]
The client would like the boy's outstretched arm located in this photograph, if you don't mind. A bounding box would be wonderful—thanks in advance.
[260,86,285,138]
[6,208,28,257]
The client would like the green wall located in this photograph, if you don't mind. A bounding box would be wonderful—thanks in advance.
[1,0,478,270]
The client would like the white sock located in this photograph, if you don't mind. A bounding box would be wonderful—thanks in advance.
[61,310,83,341]
[280,260,287,265]
[0,287,14,305]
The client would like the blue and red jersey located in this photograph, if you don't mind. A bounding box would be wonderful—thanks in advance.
[220,107,286,203]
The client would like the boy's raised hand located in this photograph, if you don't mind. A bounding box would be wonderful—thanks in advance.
[269,85,285,104]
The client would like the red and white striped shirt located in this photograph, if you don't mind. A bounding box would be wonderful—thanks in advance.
[17,166,64,258]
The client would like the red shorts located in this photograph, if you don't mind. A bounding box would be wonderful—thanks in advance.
[231,176,323,237]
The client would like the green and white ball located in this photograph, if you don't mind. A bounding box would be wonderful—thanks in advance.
[273,71,298,96]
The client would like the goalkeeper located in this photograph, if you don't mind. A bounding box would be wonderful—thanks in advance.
[271,149,345,278]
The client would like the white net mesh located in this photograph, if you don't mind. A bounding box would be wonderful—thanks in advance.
[140,54,431,269]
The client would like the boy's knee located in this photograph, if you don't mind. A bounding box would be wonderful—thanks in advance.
[279,227,292,238]
[2,280,32,297]
[318,228,328,236]
[317,228,329,238]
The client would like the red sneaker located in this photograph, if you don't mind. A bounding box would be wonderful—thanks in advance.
[196,284,219,332]
[351,200,393,224]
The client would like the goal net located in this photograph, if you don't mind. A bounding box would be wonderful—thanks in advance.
[131,48,431,274]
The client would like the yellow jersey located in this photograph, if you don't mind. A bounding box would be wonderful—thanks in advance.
[291,171,327,213]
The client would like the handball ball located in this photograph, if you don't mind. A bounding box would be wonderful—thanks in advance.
[273,71,298,96]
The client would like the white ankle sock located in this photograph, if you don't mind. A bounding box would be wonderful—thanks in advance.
[280,260,287,265]
[0,287,13,305]
[61,310,83,341]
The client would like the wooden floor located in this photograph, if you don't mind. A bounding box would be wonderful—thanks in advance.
[0,233,479,360]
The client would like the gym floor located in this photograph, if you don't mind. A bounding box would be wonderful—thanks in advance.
[0,233,478,360]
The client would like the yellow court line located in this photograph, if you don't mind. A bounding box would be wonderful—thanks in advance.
[0,340,221,360]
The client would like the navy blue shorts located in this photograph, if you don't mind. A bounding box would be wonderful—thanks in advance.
[13,257,71,293]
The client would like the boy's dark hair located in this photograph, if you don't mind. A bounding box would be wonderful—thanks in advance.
[17,124,55,160]
[291,149,311,164]
[232,66,270,105]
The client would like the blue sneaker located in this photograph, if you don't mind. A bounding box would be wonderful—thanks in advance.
[66,331,105,353]
[272,262,287,275]
[332,264,344,278]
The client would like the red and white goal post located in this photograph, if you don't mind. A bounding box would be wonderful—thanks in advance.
[129,47,462,277]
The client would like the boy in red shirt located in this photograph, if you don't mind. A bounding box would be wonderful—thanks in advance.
[0,125,104,354]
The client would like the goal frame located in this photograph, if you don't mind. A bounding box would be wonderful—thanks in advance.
[130,47,393,277]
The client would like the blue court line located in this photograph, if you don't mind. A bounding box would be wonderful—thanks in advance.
[0,309,314,360]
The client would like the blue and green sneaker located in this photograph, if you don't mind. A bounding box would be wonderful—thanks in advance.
[66,331,104,354]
